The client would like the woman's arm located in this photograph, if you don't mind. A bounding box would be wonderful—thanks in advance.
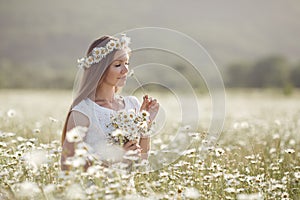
[139,95,159,159]
[61,111,90,170]
[139,137,150,159]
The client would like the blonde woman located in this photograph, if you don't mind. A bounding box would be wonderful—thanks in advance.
[61,35,159,170]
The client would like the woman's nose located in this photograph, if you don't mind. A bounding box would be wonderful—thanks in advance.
[121,64,129,74]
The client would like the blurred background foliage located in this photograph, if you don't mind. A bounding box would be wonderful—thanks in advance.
[0,0,300,91]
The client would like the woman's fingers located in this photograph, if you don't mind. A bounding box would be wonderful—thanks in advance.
[127,143,141,151]
[140,95,160,121]
[123,140,142,152]
[148,102,159,121]
[151,103,159,111]
[140,100,147,110]
[148,99,159,111]
[149,99,157,108]
[141,95,151,111]
[141,95,158,110]
[143,95,148,101]
[123,140,137,148]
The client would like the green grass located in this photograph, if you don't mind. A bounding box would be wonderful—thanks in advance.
[0,89,299,199]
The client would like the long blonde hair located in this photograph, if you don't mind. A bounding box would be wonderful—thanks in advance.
[61,35,126,145]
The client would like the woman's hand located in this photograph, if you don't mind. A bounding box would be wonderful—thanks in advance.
[123,140,141,153]
[140,95,159,122]
[123,140,142,162]
[139,95,158,160]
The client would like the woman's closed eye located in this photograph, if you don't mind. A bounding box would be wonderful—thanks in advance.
[115,63,129,67]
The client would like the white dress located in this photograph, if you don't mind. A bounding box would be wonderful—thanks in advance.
[71,96,141,160]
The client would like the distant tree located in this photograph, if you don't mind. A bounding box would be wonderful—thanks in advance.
[226,62,252,87]
[247,55,289,88]
[290,63,300,87]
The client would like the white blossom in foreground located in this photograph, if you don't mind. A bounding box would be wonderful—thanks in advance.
[66,126,88,143]
[65,183,86,199]
[7,109,16,118]
[284,148,295,154]
[184,187,200,199]
[237,193,263,200]
[23,149,48,170]
[15,181,41,199]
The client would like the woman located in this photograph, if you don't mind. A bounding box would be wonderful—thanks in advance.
[61,34,159,170]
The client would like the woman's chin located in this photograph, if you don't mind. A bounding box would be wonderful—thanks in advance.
[116,80,126,87]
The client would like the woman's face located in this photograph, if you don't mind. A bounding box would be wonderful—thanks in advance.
[103,49,129,87]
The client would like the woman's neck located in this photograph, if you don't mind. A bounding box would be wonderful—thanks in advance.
[95,84,116,102]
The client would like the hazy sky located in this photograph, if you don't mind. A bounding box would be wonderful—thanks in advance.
[1,0,299,67]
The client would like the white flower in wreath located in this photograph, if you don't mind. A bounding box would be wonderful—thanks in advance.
[76,34,130,70]
[86,56,94,65]
[92,47,101,58]
[106,40,117,50]
[120,35,131,47]
[94,55,101,63]
[77,57,89,69]
[115,41,121,49]
[103,47,109,55]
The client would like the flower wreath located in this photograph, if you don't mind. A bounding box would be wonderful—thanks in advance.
[77,34,131,69]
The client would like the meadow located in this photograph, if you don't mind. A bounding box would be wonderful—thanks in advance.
[0,89,299,199]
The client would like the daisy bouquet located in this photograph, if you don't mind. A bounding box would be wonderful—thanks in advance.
[107,109,151,146]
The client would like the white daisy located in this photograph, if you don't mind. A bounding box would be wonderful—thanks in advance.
[16,181,41,199]
[66,126,87,143]
[285,148,295,154]
[115,41,121,49]
[111,129,124,137]
[215,148,225,157]
[102,47,109,56]
[126,132,137,141]
[185,187,200,199]
[49,116,58,123]
[86,56,94,65]
[294,172,300,179]
[77,57,88,69]
[32,128,40,134]
[139,121,148,130]
[120,34,131,47]
[75,148,88,157]
[7,109,16,118]
[71,157,86,168]
[92,47,101,57]
[94,55,101,63]
[140,110,150,118]
[106,40,116,50]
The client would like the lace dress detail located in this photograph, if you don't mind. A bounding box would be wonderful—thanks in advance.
[71,96,141,155]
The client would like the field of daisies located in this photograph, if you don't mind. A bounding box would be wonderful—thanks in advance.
[0,89,299,200]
